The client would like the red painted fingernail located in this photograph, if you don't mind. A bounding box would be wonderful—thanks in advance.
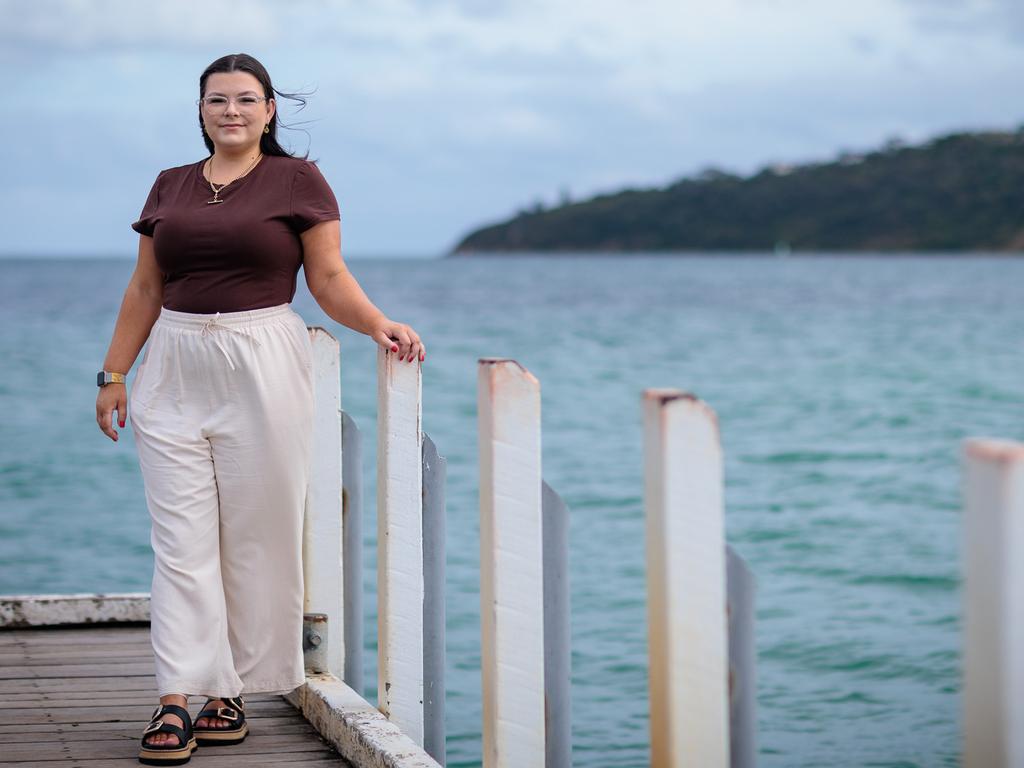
[392,346,398,352]
[120,421,125,427]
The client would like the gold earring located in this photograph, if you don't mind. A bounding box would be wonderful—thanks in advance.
[264,124,270,134]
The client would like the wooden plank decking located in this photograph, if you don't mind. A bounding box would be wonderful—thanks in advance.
[0,624,353,766]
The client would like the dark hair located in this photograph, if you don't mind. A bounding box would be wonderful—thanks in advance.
[198,53,315,160]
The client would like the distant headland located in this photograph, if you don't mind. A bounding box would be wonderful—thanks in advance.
[449,129,1024,255]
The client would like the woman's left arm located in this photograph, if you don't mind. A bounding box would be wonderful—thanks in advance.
[301,219,425,363]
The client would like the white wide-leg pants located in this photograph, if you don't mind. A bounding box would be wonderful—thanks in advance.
[129,303,314,697]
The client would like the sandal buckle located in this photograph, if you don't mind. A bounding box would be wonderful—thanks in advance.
[143,720,163,734]
[216,706,239,721]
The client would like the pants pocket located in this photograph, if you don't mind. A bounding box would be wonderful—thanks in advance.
[285,314,314,374]
[129,335,163,415]
[129,362,149,415]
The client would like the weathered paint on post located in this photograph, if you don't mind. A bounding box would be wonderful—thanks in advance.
[726,545,757,768]
[342,409,365,694]
[304,327,345,679]
[963,438,1024,768]
[642,389,730,767]
[377,346,425,744]
[423,434,447,766]
[477,358,546,768]
[542,479,571,768]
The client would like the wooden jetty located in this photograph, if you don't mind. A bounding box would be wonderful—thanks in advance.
[0,328,444,768]
[5,321,1019,767]
[0,622,352,766]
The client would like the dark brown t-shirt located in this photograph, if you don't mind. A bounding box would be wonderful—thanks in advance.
[131,154,340,313]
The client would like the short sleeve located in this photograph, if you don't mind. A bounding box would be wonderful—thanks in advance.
[290,161,341,232]
[131,171,163,236]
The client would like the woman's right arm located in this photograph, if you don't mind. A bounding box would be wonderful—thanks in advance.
[95,234,164,442]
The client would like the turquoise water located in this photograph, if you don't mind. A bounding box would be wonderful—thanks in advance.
[1,255,1022,767]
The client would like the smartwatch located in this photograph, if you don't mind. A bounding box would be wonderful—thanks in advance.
[97,371,127,387]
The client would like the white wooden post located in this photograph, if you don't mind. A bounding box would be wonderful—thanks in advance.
[341,410,364,693]
[377,347,425,744]
[962,438,1024,768]
[303,327,345,678]
[642,389,730,767]
[542,480,571,768]
[726,545,757,768]
[422,435,447,765]
[477,358,546,768]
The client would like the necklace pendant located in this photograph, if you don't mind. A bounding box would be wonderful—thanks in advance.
[207,197,224,205]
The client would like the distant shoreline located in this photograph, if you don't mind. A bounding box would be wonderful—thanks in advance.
[451,129,1024,255]
[445,250,1024,259]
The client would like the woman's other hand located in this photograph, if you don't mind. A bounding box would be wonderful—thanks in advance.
[370,318,426,363]
[96,383,128,442]
[97,233,163,443]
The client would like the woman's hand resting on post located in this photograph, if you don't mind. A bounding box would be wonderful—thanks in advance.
[300,220,426,363]
[369,317,426,363]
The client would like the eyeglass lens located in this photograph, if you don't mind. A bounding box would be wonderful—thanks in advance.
[201,95,265,109]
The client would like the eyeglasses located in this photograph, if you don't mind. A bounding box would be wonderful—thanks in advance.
[197,95,269,110]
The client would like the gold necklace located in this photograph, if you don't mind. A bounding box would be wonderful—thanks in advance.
[205,152,262,204]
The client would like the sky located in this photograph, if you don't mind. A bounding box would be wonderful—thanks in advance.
[2,0,1024,257]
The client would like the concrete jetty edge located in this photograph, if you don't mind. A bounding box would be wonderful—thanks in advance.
[0,592,441,768]
[286,676,441,768]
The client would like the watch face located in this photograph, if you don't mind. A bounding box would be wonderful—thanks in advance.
[97,371,106,386]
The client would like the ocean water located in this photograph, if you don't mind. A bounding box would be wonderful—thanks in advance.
[1,254,1022,767]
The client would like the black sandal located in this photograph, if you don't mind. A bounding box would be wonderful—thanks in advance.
[138,703,197,765]
[192,695,248,745]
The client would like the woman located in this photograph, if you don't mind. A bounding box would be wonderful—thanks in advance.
[95,53,425,766]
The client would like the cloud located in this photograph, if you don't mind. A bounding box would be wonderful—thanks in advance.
[3,0,1024,254]
[0,0,278,53]
[901,0,1024,42]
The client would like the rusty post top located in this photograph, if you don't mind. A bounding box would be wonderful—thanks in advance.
[642,388,698,405]
[642,388,720,432]
[964,437,1024,464]
[477,358,540,387]
[477,357,527,371]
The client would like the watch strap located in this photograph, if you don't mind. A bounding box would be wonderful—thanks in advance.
[97,371,127,386]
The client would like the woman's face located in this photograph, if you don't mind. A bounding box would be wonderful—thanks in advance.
[200,71,276,154]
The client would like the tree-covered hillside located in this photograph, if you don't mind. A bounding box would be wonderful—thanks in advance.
[451,130,1024,253]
